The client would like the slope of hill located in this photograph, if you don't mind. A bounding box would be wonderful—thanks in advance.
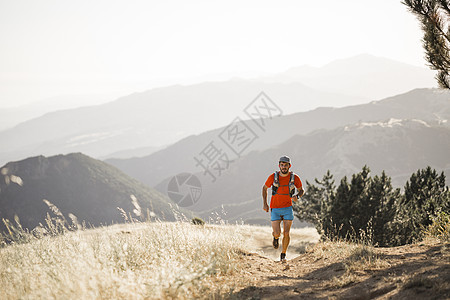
[0,153,186,233]
[107,88,450,190]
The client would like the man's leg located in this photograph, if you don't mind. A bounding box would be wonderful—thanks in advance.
[271,220,282,248]
[281,220,293,254]
[272,220,282,238]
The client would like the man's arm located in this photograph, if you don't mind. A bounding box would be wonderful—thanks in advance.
[297,187,305,198]
[262,185,269,212]
[292,175,305,201]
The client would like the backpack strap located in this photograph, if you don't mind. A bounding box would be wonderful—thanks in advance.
[272,171,297,196]
[272,171,279,195]
[289,172,296,197]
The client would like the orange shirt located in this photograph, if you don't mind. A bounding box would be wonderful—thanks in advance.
[265,172,302,208]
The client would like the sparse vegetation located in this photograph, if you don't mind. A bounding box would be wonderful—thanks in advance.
[311,238,388,275]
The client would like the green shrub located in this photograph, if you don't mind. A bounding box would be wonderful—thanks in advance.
[192,217,205,226]
[422,211,450,242]
[294,166,450,246]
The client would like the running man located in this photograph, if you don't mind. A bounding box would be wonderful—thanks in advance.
[262,155,304,262]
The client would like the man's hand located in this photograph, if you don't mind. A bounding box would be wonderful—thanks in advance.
[262,185,269,212]
[292,189,304,202]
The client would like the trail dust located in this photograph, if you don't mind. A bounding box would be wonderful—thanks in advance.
[240,226,319,261]
[215,226,450,299]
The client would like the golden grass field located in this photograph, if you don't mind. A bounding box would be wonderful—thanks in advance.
[1,220,449,299]
[0,221,248,299]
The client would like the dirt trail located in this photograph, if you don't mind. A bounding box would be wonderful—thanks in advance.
[218,227,450,299]
[242,226,319,261]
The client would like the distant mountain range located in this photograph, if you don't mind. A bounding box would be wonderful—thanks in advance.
[0,153,189,233]
[259,54,436,100]
[0,94,117,131]
[0,55,436,166]
[107,88,450,188]
[0,81,363,166]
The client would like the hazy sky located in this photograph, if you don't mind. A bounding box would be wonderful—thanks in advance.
[0,0,426,108]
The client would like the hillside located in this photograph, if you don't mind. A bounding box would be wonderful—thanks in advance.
[0,153,187,233]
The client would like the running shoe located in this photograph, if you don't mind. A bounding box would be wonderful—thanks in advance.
[280,252,286,262]
[272,237,279,249]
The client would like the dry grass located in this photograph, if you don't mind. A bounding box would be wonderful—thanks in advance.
[0,221,246,300]
[310,239,390,289]
[3,213,448,299]
[422,211,450,243]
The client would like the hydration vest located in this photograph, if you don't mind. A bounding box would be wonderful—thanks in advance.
[272,171,296,197]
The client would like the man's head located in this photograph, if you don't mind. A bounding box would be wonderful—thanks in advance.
[278,155,291,174]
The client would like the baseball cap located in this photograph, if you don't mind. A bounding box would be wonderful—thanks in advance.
[279,155,291,164]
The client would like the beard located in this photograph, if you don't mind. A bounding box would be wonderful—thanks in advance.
[280,167,289,174]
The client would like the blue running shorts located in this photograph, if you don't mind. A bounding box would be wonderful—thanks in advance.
[271,206,294,221]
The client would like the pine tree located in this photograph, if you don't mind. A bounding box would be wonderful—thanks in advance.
[348,166,372,233]
[294,167,449,246]
[368,171,401,246]
[328,176,352,238]
[403,0,450,89]
[318,167,401,245]
[318,170,336,235]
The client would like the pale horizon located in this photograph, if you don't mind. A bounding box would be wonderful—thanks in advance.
[0,0,429,108]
